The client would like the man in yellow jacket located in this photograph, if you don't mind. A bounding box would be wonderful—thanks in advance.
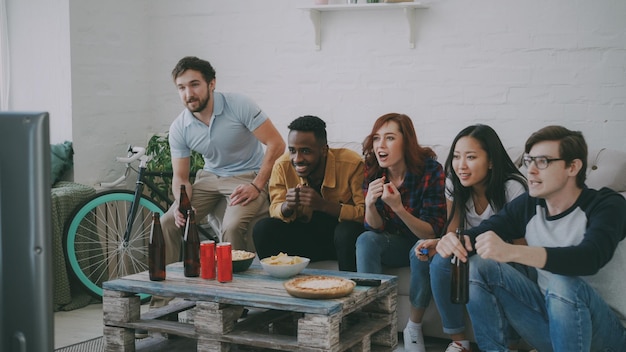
[253,115,365,271]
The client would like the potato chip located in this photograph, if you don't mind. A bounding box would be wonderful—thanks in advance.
[231,250,255,261]
[262,252,303,265]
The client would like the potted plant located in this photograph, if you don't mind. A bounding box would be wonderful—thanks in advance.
[144,132,204,208]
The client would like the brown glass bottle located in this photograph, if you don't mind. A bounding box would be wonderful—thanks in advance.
[179,185,192,216]
[183,209,200,277]
[148,212,166,281]
[451,228,469,304]
[178,185,192,237]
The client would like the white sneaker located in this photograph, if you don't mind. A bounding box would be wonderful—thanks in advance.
[402,326,426,352]
[445,341,471,352]
[134,329,148,339]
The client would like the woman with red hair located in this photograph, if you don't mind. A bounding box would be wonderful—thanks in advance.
[356,113,446,351]
[356,113,446,274]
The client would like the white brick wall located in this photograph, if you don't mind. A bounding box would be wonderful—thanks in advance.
[15,0,626,185]
[6,0,72,143]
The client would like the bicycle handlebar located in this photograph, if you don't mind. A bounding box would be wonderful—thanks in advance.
[116,146,146,163]
[99,146,148,188]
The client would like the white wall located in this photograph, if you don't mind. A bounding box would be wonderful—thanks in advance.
[69,0,151,184]
[6,0,71,143]
[67,0,626,186]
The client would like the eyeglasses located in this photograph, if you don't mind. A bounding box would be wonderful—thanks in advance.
[522,155,565,170]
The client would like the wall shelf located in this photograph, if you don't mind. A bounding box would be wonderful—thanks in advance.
[299,2,429,50]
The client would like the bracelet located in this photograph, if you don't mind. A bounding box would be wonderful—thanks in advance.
[250,182,262,193]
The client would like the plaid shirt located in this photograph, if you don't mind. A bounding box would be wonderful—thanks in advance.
[363,157,446,241]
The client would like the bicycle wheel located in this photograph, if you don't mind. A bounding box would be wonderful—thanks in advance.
[64,190,165,300]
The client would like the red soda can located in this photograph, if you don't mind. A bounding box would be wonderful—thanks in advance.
[216,242,233,283]
[200,240,216,279]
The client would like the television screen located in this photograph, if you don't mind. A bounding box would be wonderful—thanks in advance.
[0,112,53,351]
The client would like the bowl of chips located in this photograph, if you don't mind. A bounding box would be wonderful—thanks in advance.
[260,252,310,279]
[232,250,256,272]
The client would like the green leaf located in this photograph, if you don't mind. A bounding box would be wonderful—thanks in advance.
[144,132,205,204]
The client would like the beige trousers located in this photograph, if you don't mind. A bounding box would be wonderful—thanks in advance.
[161,170,269,264]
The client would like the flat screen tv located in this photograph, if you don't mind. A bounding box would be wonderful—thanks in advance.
[0,112,53,351]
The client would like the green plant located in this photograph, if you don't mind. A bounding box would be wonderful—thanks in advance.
[144,132,205,206]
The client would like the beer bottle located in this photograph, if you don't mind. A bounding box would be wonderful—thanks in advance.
[178,185,192,237]
[178,184,192,218]
[148,212,166,281]
[451,228,469,304]
[183,209,200,277]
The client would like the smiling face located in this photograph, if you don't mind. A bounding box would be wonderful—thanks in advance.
[372,121,405,170]
[452,136,491,189]
[175,69,214,113]
[288,130,327,180]
[526,140,571,199]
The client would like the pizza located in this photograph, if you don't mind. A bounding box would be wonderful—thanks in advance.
[283,275,356,299]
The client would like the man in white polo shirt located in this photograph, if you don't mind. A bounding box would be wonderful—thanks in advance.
[162,56,285,261]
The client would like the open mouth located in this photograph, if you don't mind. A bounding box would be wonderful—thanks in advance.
[377,152,388,163]
[294,165,309,175]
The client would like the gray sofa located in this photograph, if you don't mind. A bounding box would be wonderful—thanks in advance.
[208,142,626,340]
[312,143,626,340]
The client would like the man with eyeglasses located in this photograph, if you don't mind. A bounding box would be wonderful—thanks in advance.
[436,125,626,351]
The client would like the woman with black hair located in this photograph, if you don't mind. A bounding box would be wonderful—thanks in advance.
[405,124,527,352]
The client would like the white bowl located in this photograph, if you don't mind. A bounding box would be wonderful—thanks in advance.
[260,256,310,279]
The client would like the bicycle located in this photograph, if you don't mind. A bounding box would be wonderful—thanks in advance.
[63,145,218,300]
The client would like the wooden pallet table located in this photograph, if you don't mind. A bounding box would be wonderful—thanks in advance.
[102,262,398,352]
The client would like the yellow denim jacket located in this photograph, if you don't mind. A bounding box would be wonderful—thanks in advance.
[268,148,365,223]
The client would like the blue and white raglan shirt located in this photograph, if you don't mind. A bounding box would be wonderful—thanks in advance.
[465,187,626,323]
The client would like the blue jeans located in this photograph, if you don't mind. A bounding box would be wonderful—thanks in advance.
[467,255,626,352]
[355,230,414,273]
[428,252,467,335]
[408,242,433,310]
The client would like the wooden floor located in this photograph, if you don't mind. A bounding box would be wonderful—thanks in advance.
[54,302,453,351]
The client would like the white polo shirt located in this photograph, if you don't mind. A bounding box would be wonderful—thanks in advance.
[169,92,268,177]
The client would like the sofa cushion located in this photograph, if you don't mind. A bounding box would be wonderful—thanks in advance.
[586,148,626,194]
[51,141,73,185]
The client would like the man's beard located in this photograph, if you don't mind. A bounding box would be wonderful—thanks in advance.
[187,94,210,113]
